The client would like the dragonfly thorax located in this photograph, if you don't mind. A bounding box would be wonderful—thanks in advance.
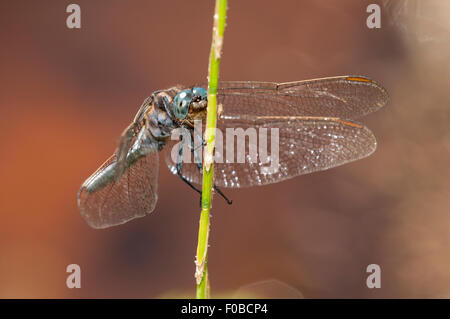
[145,86,208,139]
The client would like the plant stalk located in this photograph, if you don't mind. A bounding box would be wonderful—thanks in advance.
[195,0,227,299]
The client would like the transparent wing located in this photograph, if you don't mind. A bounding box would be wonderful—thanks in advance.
[206,76,388,120]
[115,97,153,179]
[166,75,386,188]
[77,151,159,229]
[165,116,377,188]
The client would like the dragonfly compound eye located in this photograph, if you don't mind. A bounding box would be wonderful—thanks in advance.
[192,87,207,101]
[173,89,193,119]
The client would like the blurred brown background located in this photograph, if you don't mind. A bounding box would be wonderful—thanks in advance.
[1,0,449,298]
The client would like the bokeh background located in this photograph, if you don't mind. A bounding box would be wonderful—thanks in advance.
[1,0,450,298]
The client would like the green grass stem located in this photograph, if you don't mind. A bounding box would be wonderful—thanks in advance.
[195,0,228,299]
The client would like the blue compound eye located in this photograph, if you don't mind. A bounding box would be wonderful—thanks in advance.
[173,89,193,119]
[192,87,207,100]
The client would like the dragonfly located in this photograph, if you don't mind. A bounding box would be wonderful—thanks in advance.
[77,75,388,229]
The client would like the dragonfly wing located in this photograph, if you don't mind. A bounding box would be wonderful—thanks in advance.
[78,150,159,229]
[165,116,376,188]
[212,76,388,120]
[115,97,153,179]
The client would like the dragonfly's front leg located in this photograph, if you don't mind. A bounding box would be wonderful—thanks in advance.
[189,130,233,205]
[176,134,202,196]
[191,127,206,149]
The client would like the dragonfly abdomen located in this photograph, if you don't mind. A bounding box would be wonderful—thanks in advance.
[83,127,160,194]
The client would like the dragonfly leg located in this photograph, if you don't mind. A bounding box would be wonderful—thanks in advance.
[192,126,206,149]
[176,134,202,196]
[190,131,233,205]
[213,185,233,205]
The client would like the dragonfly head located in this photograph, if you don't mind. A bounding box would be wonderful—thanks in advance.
[172,87,208,120]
